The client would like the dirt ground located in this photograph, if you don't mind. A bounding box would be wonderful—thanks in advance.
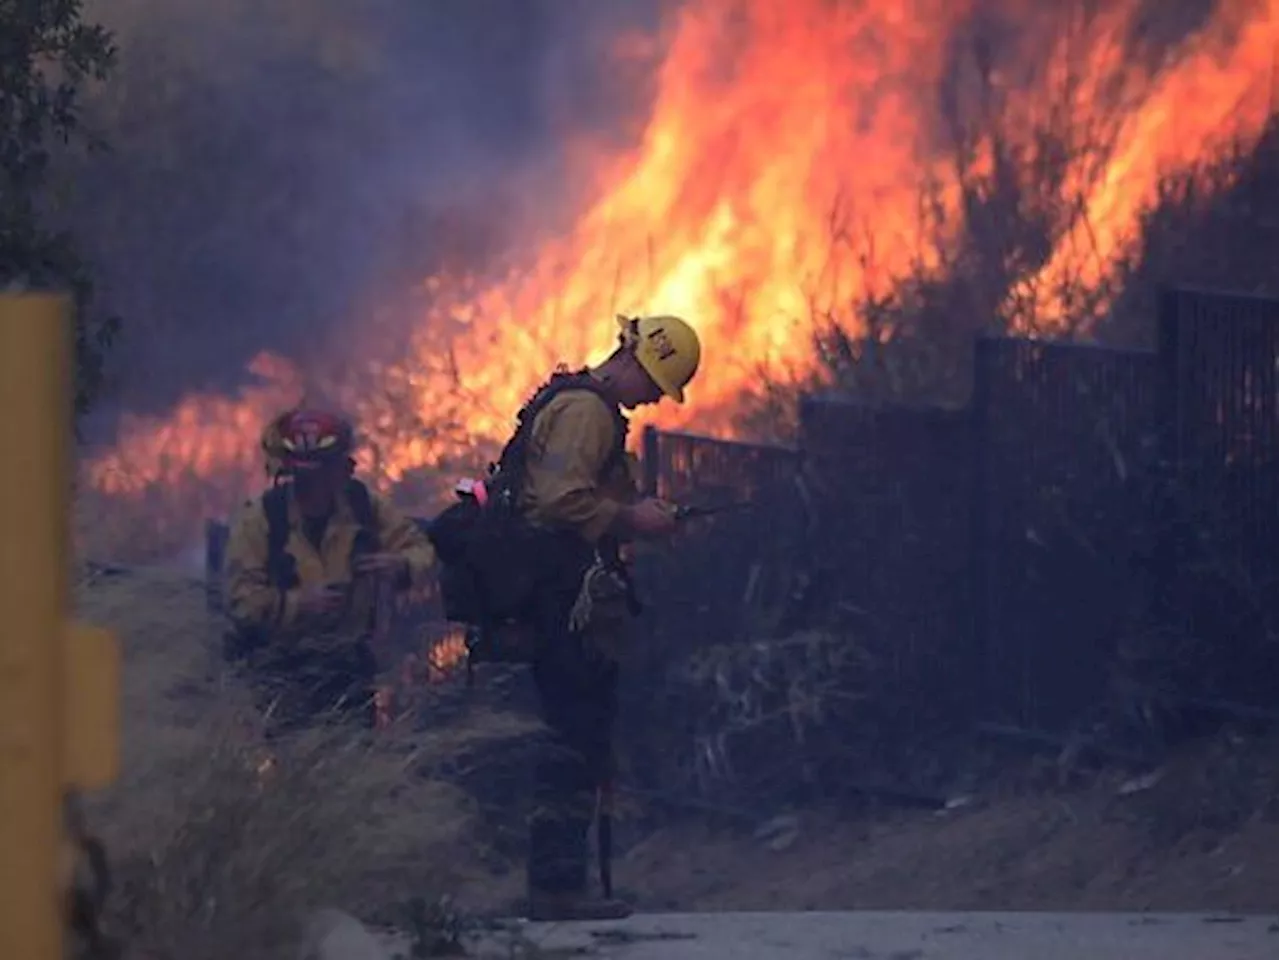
[618,779,1277,914]
[77,562,1277,953]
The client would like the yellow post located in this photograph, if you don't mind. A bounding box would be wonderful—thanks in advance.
[0,292,73,960]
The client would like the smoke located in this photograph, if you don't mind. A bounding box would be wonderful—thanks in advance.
[66,0,664,431]
[68,0,1275,565]
[63,0,1235,434]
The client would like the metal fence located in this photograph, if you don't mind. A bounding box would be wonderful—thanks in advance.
[631,287,1276,745]
[639,426,801,503]
[971,339,1160,736]
[1154,288,1279,714]
[205,518,230,613]
[632,427,804,650]
[797,398,973,732]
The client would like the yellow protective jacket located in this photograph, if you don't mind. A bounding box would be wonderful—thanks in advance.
[518,380,640,543]
[223,482,435,637]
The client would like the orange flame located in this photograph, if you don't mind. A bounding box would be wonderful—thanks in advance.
[1007,0,1279,325]
[79,0,1277,559]
[391,630,469,690]
[86,351,301,498]
[426,630,469,681]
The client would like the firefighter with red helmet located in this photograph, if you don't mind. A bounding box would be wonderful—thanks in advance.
[222,408,435,732]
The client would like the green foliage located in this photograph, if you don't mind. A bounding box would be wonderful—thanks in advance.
[0,0,119,419]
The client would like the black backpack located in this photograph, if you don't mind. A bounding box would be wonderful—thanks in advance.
[223,479,379,661]
[426,369,627,637]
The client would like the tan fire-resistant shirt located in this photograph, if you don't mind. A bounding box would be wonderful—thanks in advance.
[223,482,435,636]
[519,384,639,543]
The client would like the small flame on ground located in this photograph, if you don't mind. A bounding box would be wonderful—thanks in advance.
[426,630,469,680]
[373,685,395,729]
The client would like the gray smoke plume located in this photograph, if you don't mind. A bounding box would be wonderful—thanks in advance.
[67,0,664,432]
[64,0,1239,441]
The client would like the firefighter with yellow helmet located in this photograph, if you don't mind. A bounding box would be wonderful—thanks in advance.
[223,408,436,733]
[495,313,701,921]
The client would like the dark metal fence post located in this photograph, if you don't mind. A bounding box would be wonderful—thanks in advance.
[1150,286,1279,718]
[1151,288,1183,639]
[205,518,229,613]
[641,424,661,497]
[968,336,1161,736]
[969,338,992,723]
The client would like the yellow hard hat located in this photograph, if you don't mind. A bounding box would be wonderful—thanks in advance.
[616,314,701,403]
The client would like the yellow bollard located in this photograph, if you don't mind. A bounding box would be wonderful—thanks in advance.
[0,292,73,960]
[64,622,120,790]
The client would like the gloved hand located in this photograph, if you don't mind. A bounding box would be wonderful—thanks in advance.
[621,497,678,537]
[296,582,345,619]
[353,551,410,580]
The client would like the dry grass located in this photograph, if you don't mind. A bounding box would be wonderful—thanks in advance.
[73,563,535,960]
[66,543,1277,960]
[668,629,873,799]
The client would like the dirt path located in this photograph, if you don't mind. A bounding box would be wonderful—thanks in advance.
[615,754,1277,914]
[443,911,1278,960]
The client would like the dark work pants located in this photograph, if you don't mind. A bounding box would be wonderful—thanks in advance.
[527,618,619,894]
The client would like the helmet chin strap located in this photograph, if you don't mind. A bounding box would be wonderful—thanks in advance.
[593,352,634,405]
[616,314,640,349]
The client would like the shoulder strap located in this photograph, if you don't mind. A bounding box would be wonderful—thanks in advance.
[492,369,629,503]
[345,478,379,551]
[262,486,296,589]
[345,478,376,529]
[261,481,377,588]
[571,377,629,469]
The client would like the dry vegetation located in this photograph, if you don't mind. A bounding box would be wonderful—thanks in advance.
[737,48,1278,431]
[74,563,536,959]
[74,558,1277,959]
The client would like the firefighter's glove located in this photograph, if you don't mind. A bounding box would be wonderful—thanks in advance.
[297,582,345,619]
[623,497,678,538]
[353,552,409,579]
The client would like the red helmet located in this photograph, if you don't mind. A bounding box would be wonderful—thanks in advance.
[265,408,355,473]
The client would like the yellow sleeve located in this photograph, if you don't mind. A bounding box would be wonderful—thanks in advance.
[223,497,303,632]
[371,493,436,588]
[601,451,644,506]
[523,392,625,543]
